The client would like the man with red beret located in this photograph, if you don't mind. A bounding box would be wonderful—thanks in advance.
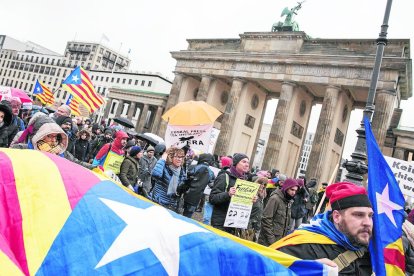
[271,182,373,275]
[258,178,300,246]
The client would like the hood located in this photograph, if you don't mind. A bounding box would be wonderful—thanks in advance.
[198,153,214,166]
[113,130,128,149]
[0,103,13,126]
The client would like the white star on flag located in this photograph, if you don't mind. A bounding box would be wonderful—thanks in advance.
[71,75,79,82]
[36,87,41,92]
[95,198,209,276]
[376,184,403,228]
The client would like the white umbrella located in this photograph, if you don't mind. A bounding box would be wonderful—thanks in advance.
[144,133,164,144]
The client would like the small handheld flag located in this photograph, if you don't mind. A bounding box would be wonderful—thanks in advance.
[62,66,104,113]
[33,80,54,105]
[365,117,405,275]
[65,94,81,116]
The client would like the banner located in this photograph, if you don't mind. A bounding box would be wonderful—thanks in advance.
[385,156,414,198]
[224,179,259,229]
[165,124,213,153]
[208,127,220,154]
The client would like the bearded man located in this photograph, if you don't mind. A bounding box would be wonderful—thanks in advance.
[272,182,373,275]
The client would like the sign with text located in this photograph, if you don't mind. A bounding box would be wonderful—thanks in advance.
[384,156,414,198]
[165,124,212,153]
[224,179,259,229]
[0,86,12,99]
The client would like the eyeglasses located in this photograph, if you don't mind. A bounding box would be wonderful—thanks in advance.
[173,156,185,159]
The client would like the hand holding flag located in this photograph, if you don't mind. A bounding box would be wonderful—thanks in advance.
[33,80,54,106]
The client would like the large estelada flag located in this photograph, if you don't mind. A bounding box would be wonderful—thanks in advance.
[62,66,104,113]
[365,117,405,275]
[33,80,54,106]
[0,149,334,275]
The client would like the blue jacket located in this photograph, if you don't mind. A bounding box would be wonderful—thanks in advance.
[151,159,186,208]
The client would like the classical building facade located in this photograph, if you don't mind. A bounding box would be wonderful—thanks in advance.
[160,31,412,183]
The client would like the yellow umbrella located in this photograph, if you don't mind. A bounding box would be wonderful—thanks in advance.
[162,100,222,125]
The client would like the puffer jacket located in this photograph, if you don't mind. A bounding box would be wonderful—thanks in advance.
[119,156,139,188]
[258,189,292,246]
[151,159,186,209]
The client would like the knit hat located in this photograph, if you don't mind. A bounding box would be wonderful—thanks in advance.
[125,139,136,149]
[281,178,300,192]
[326,182,372,211]
[57,105,71,116]
[146,145,155,152]
[55,116,73,127]
[220,156,232,168]
[232,153,248,166]
[278,174,287,182]
[296,178,305,187]
[129,146,142,157]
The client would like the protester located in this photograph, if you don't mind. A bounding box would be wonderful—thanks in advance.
[290,178,309,230]
[92,130,128,175]
[55,116,76,153]
[88,128,113,162]
[202,156,232,225]
[316,182,329,214]
[210,153,252,234]
[304,178,319,222]
[51,104,71,119]
[151,147,187,212]
[245,177,268,242]
[72,129,91,162]
[179,153,215,218]
[258,178,300,246]
[119,146,143,191]
[264,173,287,207]
[138,145,158,197]
[274,182,374,275]
[0,101,13,147]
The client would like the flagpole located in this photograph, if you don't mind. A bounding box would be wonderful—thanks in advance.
[342,0,393,185]
[96,42,122,124]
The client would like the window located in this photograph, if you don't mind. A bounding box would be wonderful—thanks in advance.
[101,76,104,81]
[91,76,94,80]
[128,79,132,85]
[135,80,138,85]
[13,71,16,77]
[141,80,145,86]
[50,68,56,75]
[122,79,126,84]
[117,78,120,83]
[110,102,116,113]
[29,84,33,91]
[111,77,114,82]
[97,87,101,92]
[27,74,31,80]
[30,56,34,62]
[51,59,55,65]
[97,56,101,62]
[99,48,104,54]
[30,64,34,72]
[46,58,49,64]
[35,65,39,73]
[57,59,60,66]
[57,69,61,77]
[148,81,152,87]
[44,67,50,74]
[32,74,36,81]
[24,64,29,71]
[35,57,39,63]
[39,66,45,74]
[106,77,109,82]
[40,57,44,63]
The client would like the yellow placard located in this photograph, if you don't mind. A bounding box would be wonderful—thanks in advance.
[103,151,124,175]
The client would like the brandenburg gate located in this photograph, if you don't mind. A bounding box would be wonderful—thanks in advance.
[158,31,411,183]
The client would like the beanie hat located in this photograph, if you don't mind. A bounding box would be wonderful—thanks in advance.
[281,178,300,192]
[104,128,113,135]
[57,105,71,116]
[326,182,372,211]
[55,116,72,127]
[278,174,287,182]
[129,146,142,157]
[232,153,248,166]
[125,139,136,149]
[296,178,305,187]
[220,156,232,168]
[146,145,155,152]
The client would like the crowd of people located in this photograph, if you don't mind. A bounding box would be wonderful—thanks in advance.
[1,98,414,275]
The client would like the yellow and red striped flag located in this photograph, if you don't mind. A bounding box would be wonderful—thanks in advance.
[65,94,81,116]
[33,80,54,105]
[62,66,104,113]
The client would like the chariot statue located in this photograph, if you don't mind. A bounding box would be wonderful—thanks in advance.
[272,1,305,32]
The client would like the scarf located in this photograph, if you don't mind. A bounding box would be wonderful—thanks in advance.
[167,165,181,196]
[229,165,246,180]
[36,140,66,155]
[299,211,362,251]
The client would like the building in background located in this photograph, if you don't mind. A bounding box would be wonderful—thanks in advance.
[297,132,314,178]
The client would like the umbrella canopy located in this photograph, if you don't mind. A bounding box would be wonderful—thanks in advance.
[0,87,33,103]
[162,101,221,126]
[112,117,135,129]
[136,133,159,146]
[143,132,164,144]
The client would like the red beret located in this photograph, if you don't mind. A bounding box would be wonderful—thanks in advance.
[326,182,372,211]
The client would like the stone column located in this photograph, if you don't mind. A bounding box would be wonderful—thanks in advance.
[262,82,295,170]
[151,106,164,134]
[103,98,113,118]
[250,95,270,167]
[127,102,136,120]
[196,75,212,101]
[306,85,340,181]
[136,104,149,133]
[393,147,406,160]
[159,73,184,136]
[371,89,396,149]
[214,78,245,157]
[115,100,124,117]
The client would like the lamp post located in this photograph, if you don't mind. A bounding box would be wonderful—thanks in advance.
[342,0,393,185]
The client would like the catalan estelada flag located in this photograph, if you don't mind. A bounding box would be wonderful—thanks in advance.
[65,94,81,116]
[0,148,335,275]
[62,66,104,113]
[364,117,405,275]
[33,80,54,105]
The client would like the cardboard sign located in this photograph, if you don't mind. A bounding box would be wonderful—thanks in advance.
[384,156,414,198]
[165,124,213,153]
[224,180,259,229]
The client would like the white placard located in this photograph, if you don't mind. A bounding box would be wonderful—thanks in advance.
[0,86,12,99]
[165,124,213,153]
[384,156,414,198]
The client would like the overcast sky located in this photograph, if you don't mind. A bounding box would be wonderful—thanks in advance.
[1,0,413,159]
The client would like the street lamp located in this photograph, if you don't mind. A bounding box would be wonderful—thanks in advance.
[343,0,393,185]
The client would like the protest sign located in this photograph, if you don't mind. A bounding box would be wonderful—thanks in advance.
[0,86,12,99]
[165,124,212,153]
[384,156,414,198]
[224,179,259,229]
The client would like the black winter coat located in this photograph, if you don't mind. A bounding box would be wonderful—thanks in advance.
[182,164,214,206]
[278,243,372,276]
[72,139,90,162]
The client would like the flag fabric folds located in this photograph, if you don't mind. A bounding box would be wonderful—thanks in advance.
[62,66,104,113]
[65,94,81,116]
[0,148,334,276]
[33,80,54,105]
[364,117,405,276]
